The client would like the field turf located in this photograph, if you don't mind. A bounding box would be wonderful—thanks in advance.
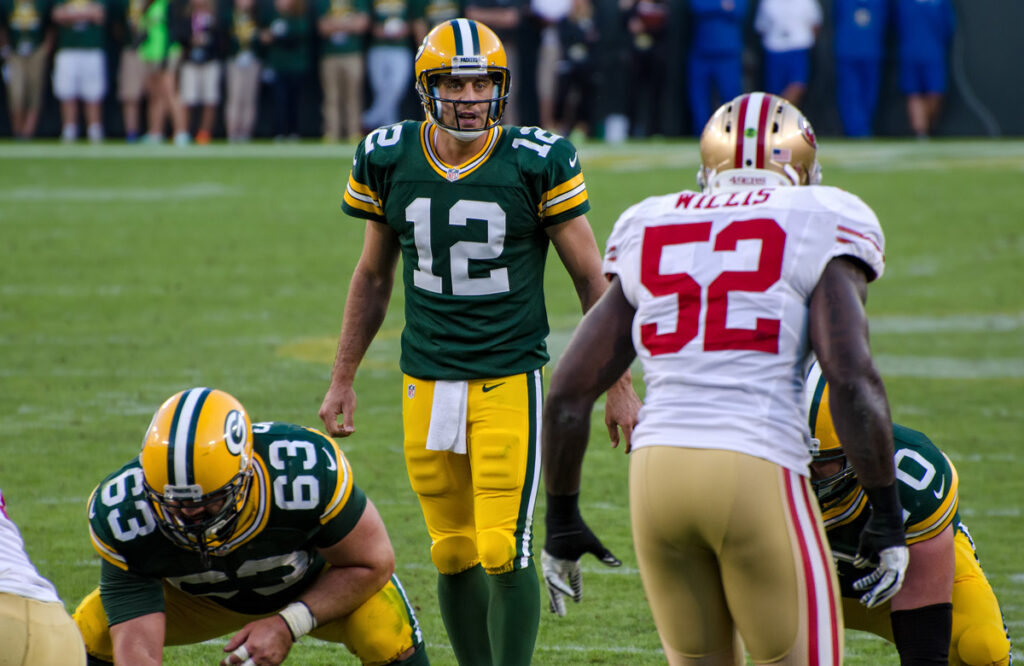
[1,138,1021,664]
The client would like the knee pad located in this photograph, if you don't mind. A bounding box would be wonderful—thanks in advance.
[72,589,114,662]
[477,529,516,574]
[957,624,1011,666]
[430,535,479,575]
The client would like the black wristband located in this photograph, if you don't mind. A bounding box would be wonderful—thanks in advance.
[864,482,904,529]
[545,492,581,531]
[891,603,952,665]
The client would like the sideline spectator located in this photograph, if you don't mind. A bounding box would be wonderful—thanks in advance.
[754,0,821,107]
[177,0,226,143]
[621,0,669,137]
[465,0,521,125]
[0,0,53,139]
[411,0,461,44]
[895,0,954,138]
[137,0,190,144]
[555,0,597,137]
[50,0,107,142]
[531,0,569,131]
[686,0,747,135]
[314,0,369,142]
[834,0,888,137]
[260,0,312,139]
[223,0,260,141]
[361,0,413,130]
[112,0,146,141]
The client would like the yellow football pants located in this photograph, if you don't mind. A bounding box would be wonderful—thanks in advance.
[72,575,421,665]
[841,528,1011,666]
[402,370,542,576]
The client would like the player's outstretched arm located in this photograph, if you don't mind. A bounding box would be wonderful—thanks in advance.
[320,221,400,438]
[809,256,907,606]
[542,278,635,615]
[110,612,166,666]
[222,499,395,666]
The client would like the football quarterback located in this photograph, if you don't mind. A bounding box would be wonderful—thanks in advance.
[73,388,428,665]
[321,16,639,666]
[542,92,906,665]
[806,362,1012,666]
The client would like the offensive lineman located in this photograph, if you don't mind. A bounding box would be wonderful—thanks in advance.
[318,17,640,666]
[806,362,1012,665]
[73,388,428,666]
[541,92,909,665]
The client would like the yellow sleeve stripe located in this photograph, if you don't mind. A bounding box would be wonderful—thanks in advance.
[543,172,585,201]
[543,188,588,218]
[906,461,959,544]
[317,434,354,525]
[344,174,383,216]
[539,174,587,218]
[90,524,129,570]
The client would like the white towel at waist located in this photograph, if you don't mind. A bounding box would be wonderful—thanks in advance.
[425,380,468,454]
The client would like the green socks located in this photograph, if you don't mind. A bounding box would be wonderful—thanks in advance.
[438,565,492,665]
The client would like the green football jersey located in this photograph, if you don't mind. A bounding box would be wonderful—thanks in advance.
[87,422,366,623]
[820,424,961,599]
[342,120,590,380]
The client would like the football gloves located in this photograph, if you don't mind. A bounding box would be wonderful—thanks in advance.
[543,492,621,616]
[852,483,909,608]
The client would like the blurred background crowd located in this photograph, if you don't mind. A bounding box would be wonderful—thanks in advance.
[0,0,1017,143]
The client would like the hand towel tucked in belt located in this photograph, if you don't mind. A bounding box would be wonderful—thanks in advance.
[425,380,468,454]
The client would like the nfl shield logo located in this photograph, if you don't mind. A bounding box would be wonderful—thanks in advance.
[408,384,415,399]
[446,167,460,182]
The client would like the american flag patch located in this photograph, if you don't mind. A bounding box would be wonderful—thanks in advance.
[772,147,792,162]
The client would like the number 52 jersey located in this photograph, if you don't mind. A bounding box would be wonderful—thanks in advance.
[603,185,885,474]
[86,422,366,623]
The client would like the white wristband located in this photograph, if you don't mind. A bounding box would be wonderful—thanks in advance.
[278,601,317,641]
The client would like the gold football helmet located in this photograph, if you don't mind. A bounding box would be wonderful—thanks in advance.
[139,387,255,563]
[414,18,510,139]
[805,361,857,502]
[698,92,822,192]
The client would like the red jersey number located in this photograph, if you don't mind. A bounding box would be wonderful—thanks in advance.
[640,218,785,356]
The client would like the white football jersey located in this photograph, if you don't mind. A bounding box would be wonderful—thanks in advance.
[0,488,62,603]
[603,185,884,474]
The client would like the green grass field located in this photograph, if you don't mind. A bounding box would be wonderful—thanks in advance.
[1,138,1022,665]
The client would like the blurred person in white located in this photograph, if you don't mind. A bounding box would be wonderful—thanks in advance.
[50,0,107,142]
[754,0,821,107]
[0,487,86,666]
[361,0,413,130]
[224,0,260,141]
[530,0,569,131]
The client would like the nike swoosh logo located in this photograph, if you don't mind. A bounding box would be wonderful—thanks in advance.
[933,476,945,499]
[482,382,505,393]
[569,152,578,168]
[323,448,337,471]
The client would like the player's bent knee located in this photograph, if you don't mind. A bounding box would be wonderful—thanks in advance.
[957,624,1011,666]
[430,535,479,574]
[478,529,516,574]
[72,588,114,662]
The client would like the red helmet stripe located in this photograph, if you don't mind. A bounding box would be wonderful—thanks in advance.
[733,95,750,169]
[756,95,771,169]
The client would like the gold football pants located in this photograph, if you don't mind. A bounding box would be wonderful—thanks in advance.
[402,370,542,575]
[0,593,85,666]
[72,575,421,665]
[841,528,1011,666]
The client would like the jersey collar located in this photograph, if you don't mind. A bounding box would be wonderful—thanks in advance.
[420,121,502,182]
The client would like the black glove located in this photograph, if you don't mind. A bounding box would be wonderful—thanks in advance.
[853,483,909,608]
[542,492,621,616]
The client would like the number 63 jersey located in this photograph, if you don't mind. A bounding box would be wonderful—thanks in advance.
[342,121,589,381]
[603,185,885,475]
[87,422,365,623]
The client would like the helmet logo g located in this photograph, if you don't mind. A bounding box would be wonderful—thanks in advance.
[224,410,247,456]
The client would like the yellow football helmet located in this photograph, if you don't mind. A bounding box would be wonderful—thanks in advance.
[698,92,822,192]
[414,18,510,139]
[139,387,255,564]
[804,361,857,502]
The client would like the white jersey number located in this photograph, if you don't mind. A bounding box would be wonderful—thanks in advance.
[640,217,785,355]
